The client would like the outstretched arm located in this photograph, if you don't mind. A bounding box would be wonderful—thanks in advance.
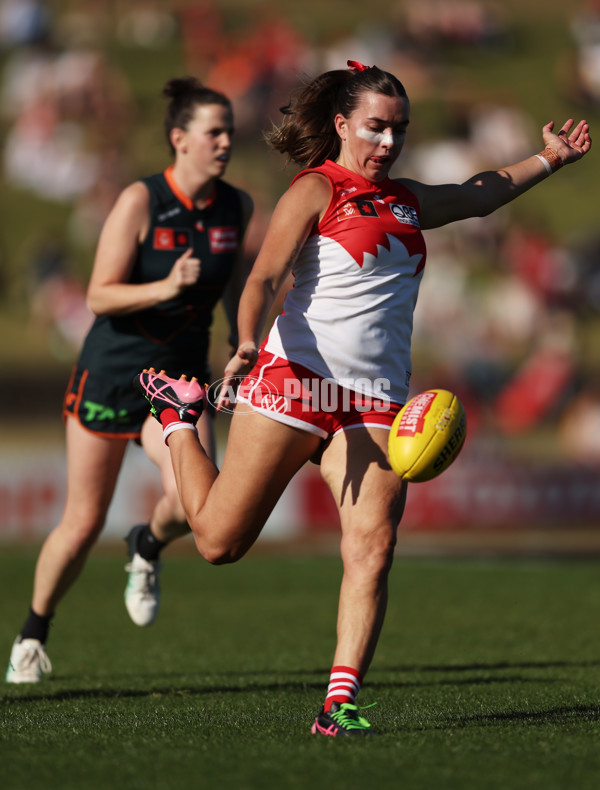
[405,118,592,230]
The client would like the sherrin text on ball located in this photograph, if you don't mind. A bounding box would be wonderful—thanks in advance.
[388,389,467,482]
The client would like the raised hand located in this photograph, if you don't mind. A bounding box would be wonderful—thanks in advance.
[542,119,592,165]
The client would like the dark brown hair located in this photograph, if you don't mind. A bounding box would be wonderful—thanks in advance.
[163,77,231,155]
[265,66,407,168]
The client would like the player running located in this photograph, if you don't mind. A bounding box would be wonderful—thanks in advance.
[6,77,253,683]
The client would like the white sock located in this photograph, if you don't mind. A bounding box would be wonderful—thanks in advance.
[163,421,197,445]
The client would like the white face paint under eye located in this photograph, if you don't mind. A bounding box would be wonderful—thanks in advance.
[356,127,400,146]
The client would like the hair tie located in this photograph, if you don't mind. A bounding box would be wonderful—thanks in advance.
[347,60,372,72]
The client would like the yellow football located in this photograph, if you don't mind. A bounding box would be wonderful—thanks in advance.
[388,389,467,482]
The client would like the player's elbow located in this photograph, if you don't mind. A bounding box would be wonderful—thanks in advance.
[86,289,107,316]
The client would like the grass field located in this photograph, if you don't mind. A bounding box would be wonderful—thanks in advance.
[1,547,600,789]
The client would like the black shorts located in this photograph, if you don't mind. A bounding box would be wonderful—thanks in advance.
[63,365,153,438]
[63,363,211,438]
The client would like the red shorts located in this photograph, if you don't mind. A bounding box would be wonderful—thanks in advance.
[236,349,402,439]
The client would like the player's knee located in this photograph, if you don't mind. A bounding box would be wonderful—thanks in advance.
[57,518,104,554]
[341,525,396,575]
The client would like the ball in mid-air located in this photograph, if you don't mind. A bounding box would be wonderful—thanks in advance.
[388,389,466,482]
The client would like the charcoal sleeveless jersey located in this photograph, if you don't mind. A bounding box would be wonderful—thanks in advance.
[79,167,243,378]
[65,167,244,436]
[264,159,427,405]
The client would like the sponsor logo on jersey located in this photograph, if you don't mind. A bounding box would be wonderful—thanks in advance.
[390,203,420,227]
[157,207,181,221]
[209,226,238,253]
[337,199,380,221]
[153,228,192,250]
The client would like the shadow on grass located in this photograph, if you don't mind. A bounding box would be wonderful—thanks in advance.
[3,657,599,704]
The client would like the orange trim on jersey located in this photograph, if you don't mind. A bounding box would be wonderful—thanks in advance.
[164,165,216,211]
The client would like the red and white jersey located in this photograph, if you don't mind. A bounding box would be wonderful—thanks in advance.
[265,159,427,404]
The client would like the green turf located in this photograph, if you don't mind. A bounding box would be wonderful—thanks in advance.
[1,548,600,789]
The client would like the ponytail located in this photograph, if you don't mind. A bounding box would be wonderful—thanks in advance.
[162,76,231,155]
[265,64,407,168]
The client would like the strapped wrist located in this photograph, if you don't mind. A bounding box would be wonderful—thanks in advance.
[535,148,563,174]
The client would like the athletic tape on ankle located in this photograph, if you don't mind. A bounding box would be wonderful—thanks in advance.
[163,422,197,444]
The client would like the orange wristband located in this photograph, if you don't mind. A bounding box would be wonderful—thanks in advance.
[535,148,563,174]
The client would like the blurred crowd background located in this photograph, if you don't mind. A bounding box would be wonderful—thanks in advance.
[1,0,600,480]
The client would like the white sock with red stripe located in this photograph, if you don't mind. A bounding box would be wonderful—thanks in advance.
[323,665,362,711]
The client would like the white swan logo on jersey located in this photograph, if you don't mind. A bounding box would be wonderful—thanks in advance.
[337,200,380,221]
[359,233,425,276]
[326,192,426,271]
[390,204,420,227]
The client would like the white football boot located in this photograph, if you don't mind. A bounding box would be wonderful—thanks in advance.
[124,552,161,626]
[6,638,52,683]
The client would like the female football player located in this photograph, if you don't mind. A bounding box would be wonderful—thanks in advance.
[137,61,590,735]
[6,77,253,683]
